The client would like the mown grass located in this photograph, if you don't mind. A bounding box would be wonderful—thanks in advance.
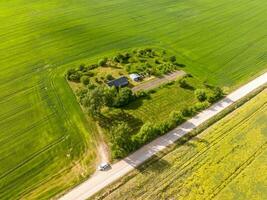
[101,77,203,133]
[0,0,267,199]
[94,89,267,200]
[97,77,205,154]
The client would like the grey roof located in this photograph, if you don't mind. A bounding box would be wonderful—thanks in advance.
[107,76,129,87]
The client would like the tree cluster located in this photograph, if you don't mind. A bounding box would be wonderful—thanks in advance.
[77,85,136,118]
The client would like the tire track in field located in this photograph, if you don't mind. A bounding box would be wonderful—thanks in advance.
[0,135,66,182]
[0,80,44,103]
[143,102,267,199]
[127,103,266,199]
[0,89,54,126]
[147,103,266,198]
[139,102,267,199]
[172,0,266,45]
[0,104,30,122]
[0,113,55,146]
[208,141,267,199]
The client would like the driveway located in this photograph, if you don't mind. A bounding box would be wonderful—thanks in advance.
[60,72,267,200]
[132,70,186,92]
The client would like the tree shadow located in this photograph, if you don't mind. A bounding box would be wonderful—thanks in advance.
[182,84,195,91]
[184,137,209,148]
[176,63,186,68]
[145,156,170,173]
[99,110,143,133]
[123,94,152,110]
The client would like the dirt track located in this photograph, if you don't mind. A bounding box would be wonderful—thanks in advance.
[132,70,186,92]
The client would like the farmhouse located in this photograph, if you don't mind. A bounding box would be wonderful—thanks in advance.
[107,76,129,87]
[129,73,141,82]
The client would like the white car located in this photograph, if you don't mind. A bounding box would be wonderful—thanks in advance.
[98,163,111,171]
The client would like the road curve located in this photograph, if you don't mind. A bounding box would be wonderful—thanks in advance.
[60,72,267,200]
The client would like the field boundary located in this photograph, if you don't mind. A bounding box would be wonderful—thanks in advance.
[92,85,267,200]
[60,73,267,200]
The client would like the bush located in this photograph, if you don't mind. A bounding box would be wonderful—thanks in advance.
[66,69,76,78]
[136,90,148,98]
[110,122,133,158]
[81,87,106,117]
[79,64,86,71]
[94,77,101,83]
[194,89,207,102]
[80,76,90,85]
[193,101,210,112]
[106,74,114,81]
[87,83,96,90]
[83,71,94,77]
[131,111,185,148]
[87,64,98,70]
[182,106,195,117]
[68,71,82,82]
[208,87,224,103]
[132,122,158,146]
[154,122,169,135]
[169,56,176,63]
[178,78,188,88]
[98,57,108,66]
[113,87,135,107]
[155,59,161,64]
[168,111,184,128]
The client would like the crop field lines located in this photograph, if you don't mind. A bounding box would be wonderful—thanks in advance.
[209,141,267,199]
[0,64,93,199]
[137,104,267,199]
[1,0,267,198]
[147,104,267,198]
[101,90,267,200]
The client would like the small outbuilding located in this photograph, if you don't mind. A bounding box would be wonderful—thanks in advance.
[107,76,129,88]
[129,73,141,82]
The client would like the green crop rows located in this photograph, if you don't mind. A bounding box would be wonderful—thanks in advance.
[0,0,266,199]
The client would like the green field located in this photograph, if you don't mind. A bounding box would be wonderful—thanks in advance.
[0,0,267,199]
[95,90,267,200]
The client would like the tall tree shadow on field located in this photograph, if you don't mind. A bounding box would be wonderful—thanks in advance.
[123,94,152,110]
[99,110,143,133]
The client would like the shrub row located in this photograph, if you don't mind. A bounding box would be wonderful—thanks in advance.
[110,99,213,158]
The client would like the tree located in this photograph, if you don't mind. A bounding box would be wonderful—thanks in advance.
[193,101,210,112]
[98,57,108,66]
[113,87,135,107]
[80,76,90,85]
[79,64,86,71]
[208,87,224,103]
[168,111,184,129]
[194,89,207,102]
[169,56,176,63]
[66,68,76,78]
[106,74,114,81]
[181,106,195,117]
[103,86,117,107]
[132,122,158,146]
[110,122,133,158]
[178,78,188,88]
[68,71,82,82]
[81,87,106,117]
